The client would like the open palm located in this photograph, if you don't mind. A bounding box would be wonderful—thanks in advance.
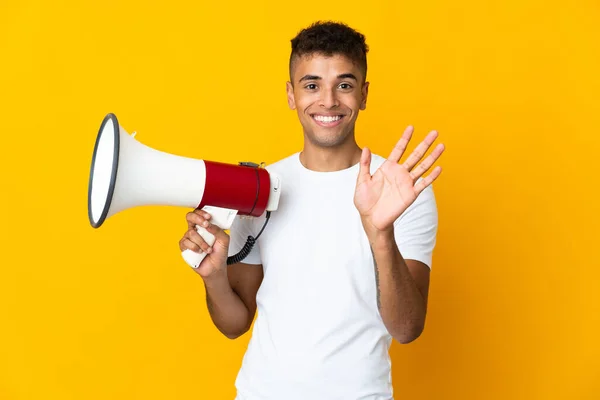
[354,126,445,232]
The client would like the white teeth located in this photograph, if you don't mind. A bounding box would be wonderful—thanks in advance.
[314,115,342,123]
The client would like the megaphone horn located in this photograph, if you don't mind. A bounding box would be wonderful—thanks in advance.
[88,113,282,268]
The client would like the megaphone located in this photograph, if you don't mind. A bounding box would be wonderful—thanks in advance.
[87,113,282,268]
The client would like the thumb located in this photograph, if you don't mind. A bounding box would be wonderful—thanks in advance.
[205,223,230,248]
[357,147,372,185]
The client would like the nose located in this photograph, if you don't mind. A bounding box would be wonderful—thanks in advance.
[319,88,339,109]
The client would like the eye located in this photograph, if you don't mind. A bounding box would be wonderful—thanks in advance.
[339,83,353,90]
[305,83,318,90]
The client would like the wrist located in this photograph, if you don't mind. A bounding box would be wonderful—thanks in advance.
[201,267,229,289]
[361,218,395,247]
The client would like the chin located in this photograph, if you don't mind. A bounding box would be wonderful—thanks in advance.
[306,130,352,148]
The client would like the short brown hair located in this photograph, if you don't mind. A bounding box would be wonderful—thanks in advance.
[289,21,369,82]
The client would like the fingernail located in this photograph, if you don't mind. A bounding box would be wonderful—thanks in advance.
[202,221,209,227]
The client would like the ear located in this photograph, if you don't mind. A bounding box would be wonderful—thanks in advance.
[286,81,296,110]
[360,81,369,110]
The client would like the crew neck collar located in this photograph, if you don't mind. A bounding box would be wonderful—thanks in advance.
[293,152,361,178]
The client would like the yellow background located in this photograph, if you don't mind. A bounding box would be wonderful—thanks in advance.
[1,0,599,399]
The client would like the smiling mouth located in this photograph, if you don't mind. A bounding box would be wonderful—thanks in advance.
[311,114,345,127]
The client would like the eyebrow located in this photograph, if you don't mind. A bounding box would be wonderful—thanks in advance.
[299,75,321,82]
[337,73,358,81]
[298,73,358,83]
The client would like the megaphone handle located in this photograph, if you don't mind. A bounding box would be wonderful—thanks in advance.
[181,225,216,268]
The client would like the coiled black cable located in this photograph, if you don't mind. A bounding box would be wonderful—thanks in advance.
[226,211,271,265]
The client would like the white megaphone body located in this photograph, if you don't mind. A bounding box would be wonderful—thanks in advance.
[87,113,282,268]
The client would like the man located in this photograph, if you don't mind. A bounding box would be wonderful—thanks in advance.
[179,21,444,400]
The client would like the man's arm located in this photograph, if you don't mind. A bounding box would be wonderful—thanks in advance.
[353,127,443,344]
[202,262,263,339]
[369,230,430,344]
[181,209,263,340]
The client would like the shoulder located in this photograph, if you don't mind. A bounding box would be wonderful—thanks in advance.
[263,152,299,174]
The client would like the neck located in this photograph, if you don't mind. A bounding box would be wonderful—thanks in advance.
[299,135,363,172]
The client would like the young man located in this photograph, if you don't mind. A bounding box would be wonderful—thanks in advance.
[179,21,444,400]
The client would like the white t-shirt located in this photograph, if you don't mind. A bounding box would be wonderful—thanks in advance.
[228,152,438,400]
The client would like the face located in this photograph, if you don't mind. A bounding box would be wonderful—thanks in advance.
[286,53,369,148]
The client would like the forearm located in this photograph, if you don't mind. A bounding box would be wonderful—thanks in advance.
[368,230,427,344]
[202,270,251,339]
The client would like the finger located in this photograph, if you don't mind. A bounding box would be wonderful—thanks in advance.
[186,228,213,253]
[357,147,372,185]
[388,125,414,163]
[195,208,212,220]
[180,237,204,254]
[409,143,445,181]
[414,166,443,196]
[186,210,209,229]
[402,130,439,171]
[186,211,203,229]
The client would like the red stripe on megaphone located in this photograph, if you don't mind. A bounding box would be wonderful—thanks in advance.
[199,161,270,217]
